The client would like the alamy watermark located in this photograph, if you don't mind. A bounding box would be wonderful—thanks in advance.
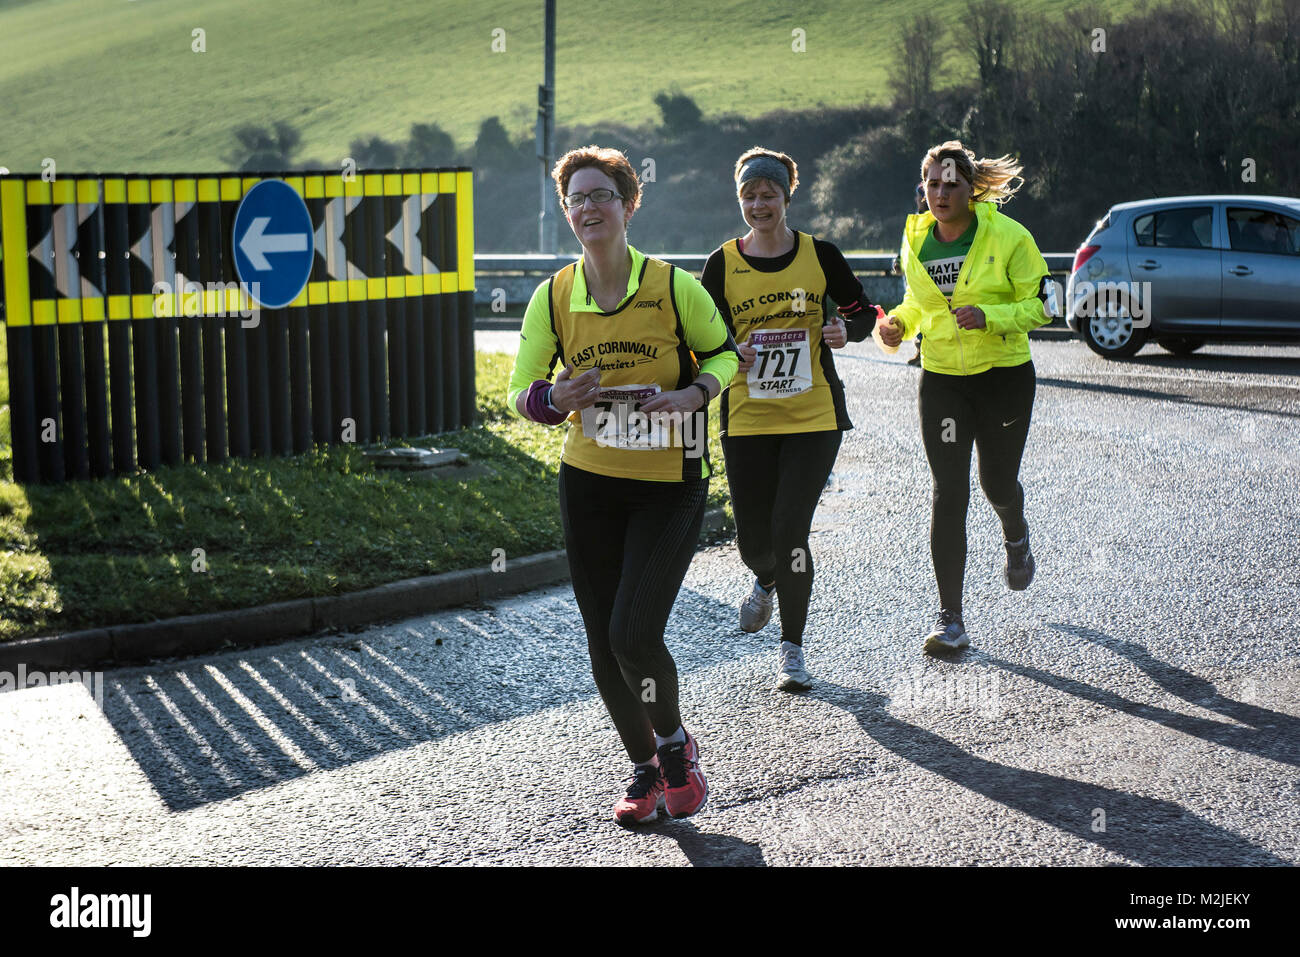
[889,672,1003,717]
[0,664,104,707]
[588,405,707,458]
[152,272,261,327]
[1068,279,1153,327]
[50,887,150,937]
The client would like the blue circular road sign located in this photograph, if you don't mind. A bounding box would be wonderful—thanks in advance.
[232,179,314,309]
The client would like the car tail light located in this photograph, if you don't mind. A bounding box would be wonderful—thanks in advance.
[1072,244,1100,273]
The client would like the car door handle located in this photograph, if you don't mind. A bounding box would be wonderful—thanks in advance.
[1227,265,1253,276]
[1137,260,1161,270]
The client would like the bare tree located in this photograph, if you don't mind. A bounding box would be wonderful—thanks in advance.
[962,0,1016,83]
[891,14,945,110]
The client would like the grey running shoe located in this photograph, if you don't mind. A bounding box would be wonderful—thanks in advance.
[923,609,969,655]
[739,580,775,633]
[776,641,812,691]
[1004,530,1035,591]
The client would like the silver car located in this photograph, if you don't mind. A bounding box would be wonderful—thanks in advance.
[1065,195,1300,357]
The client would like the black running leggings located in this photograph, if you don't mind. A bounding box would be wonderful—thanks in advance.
[558,463,707,764]
[919,361,1035,615]
[721,429,843,645]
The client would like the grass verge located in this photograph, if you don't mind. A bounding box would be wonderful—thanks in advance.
[0,349,732,642]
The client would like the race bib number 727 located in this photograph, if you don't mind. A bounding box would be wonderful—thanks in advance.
[746,328,812,399]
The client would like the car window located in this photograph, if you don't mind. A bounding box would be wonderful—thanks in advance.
[1227,207,1300,255]
[1153,207,1214,249]
[1133,213,1154,247]
[1133,208,1213,248]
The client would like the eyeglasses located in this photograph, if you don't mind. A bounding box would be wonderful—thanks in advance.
[562,188,622,208]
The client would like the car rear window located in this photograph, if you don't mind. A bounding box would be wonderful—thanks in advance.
[1227,207,1300,255]
[1133,207,1213,249]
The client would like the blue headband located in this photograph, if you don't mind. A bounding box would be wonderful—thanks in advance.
[737,156,791,199]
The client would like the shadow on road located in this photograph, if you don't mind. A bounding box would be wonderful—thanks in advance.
[976,623,1299,768]
[1036,376,1300,419]
[1123,351,1300,378]
[813,679,1287,865]
[640,819,767,867]
[95,587,754,813]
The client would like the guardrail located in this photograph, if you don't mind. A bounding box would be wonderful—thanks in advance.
[473,252,1077,318]
[476,253,1077,271]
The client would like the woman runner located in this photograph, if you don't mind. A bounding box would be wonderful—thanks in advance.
[701,147,878,691]
[508,146,739,823]
[876,140,1056,654]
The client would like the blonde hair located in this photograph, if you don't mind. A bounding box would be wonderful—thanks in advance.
[733,146,800,200]
[920,140,1024,205]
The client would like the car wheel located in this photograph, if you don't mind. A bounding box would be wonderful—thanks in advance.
[1157,336,1205,356]
[1079,299,1148,358]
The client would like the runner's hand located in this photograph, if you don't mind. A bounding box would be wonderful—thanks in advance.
[953,305,986,330]
[639,388,704,415]
[877,316,903,348]
[736,341,757,373]
[550,363,601,412]
[822,314,847,349]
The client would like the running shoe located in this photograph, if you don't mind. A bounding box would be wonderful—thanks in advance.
[776,640,812,691]
[923,609,969,655]
[1004,530,1035,590]
[613,763,666,826]
[657,732,708,818]
[739,580,775,633]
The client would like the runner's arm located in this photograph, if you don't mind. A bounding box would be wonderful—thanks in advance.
[675,268,740,396]
[507,280,567,423]
[699,249,738,339]
[980,236,1053,335]
[815,238,877,342]
[890,281,925,341]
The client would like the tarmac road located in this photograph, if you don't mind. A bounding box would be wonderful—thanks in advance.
[2,338,1297,866]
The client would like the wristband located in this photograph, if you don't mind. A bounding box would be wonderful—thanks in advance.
[524,379,569,425]
[692,382,710,404]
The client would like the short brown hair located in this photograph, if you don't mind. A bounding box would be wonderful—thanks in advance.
[551,145,642,212]
[733,147,800,200]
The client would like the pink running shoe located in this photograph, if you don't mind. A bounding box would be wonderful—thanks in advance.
[613,764,666,825]
[657,731,708,818]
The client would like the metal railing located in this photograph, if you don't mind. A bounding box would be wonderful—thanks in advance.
[473,252,1077,324]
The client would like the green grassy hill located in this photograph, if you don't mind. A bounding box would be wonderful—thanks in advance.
[1,0,1119,173]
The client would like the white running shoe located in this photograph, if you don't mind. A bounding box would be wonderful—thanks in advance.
[739,580,775,633]
[776,640,812,691]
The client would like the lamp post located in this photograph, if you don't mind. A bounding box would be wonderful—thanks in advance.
[537,0,556,253]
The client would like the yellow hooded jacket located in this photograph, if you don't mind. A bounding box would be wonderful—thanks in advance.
[892,201,1052,376]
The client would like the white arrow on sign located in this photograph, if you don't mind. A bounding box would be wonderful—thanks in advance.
[239,215,309,271]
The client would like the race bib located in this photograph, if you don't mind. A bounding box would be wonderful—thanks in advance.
[746,328,812,399]
[580,384,668,450]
